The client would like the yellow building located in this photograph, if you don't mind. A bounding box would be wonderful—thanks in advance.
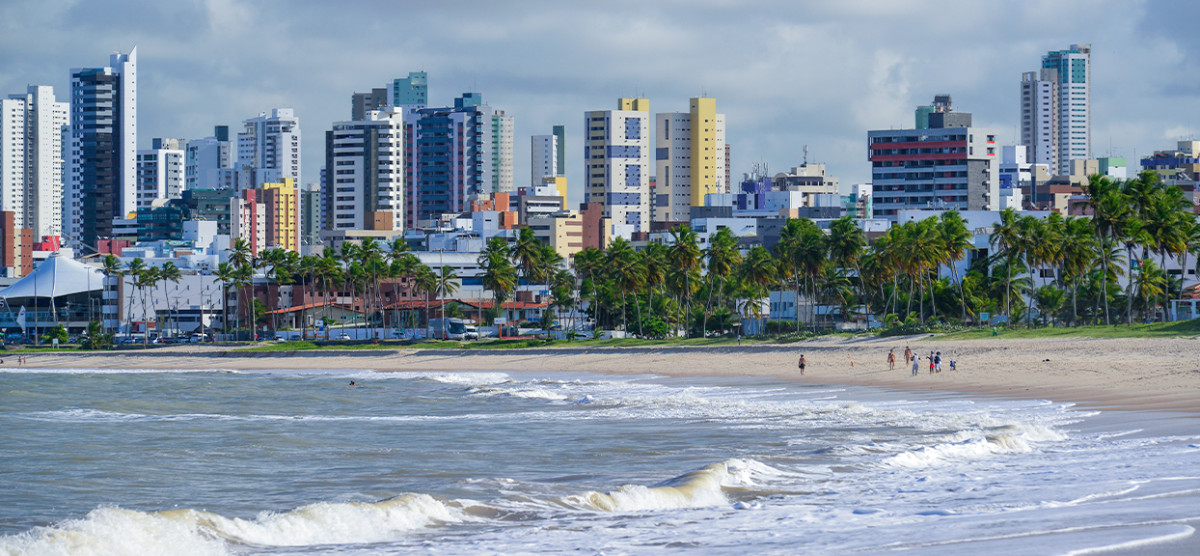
[654,98,726,223]
[541,176,568,200]
[261,178,298,252]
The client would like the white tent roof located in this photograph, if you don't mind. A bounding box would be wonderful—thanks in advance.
[0,252,104,299]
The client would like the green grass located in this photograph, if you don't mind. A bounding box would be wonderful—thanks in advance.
[0,345,82,354]
[935,318,1200,340]
[235,335,785,352]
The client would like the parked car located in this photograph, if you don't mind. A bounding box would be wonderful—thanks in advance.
[464,325,479,340]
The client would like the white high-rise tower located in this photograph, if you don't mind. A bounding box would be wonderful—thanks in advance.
[1,86,68,241]
[1021,44,1090,176]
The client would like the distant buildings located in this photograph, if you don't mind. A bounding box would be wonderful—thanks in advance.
[1021,44,1091,176]
[405,92,512,227]
[1,85,68,243]
[392,71,428,109]
[135,138,185,210]
[324,109,406,232]
[654,98,727,224]
[237,108,301,190]
[585,98,651,239]
[185,126,235,191]
[531,133,558,184]
[869,96,999,220]
[66,48,137,250]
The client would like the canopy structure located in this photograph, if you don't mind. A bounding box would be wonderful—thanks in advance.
[0,252,105,300]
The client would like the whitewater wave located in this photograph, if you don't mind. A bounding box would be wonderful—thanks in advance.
[561,459,781,513]
[0,367,238,375]
[0,494,466,556]
[880,424,1067,469]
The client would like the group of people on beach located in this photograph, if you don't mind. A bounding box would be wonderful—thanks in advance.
[890,346,955,376]
[800,347,956,376]
[0,356,27,366]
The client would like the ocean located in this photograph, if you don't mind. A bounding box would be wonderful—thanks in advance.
[1,366,1197,555]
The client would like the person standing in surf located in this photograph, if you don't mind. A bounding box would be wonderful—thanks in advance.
[798,354,806,375]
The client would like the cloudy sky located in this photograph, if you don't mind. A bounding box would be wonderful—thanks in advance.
[2,0,1197,204]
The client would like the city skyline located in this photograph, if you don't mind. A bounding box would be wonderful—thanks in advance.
[1,0,1198,206]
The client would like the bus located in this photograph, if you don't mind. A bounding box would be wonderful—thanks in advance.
[427,318,468,340]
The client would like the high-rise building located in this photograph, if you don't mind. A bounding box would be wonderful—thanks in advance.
[869,96,999,220]
[392,71,428,109]
[136,138,185,210]
[237,108,301,190]
[185,126,234,190]
[1021,44,1090,176]
[405,93,509,226]
[531,134,557,184]
[585,98,650,239]
[1,85,68,242]
[261,178,298,251]
[654,97,726,223]
[65,48,137,249]
[492,111,514,193]
[552,125,566,177]
[300,182,321,247]
[352,87,389,121]
[325,109,405,232]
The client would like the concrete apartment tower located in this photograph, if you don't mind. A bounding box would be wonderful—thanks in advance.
[136,138,185,210]
[65,47,137,249]
[185,126,235,190]
[868,95,999,220]
[1021,44,1090,176]
[531,133,557,184]
[404,93,506,226]
[654,97,726,223]
[584,98,650,240]
[492,111,515,193]
[324,109,406,232]
[1,85,68,242]
[392,71,428,108]
[237,108,301,190]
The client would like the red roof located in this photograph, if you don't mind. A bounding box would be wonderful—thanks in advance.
[267,302,360,315]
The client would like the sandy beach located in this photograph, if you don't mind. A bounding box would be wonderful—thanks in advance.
[17,335,1200,414]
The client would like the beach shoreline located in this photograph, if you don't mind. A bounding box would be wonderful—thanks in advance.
[13,335,1200,415]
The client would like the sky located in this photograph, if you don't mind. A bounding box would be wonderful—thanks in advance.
[2,0,1198,206]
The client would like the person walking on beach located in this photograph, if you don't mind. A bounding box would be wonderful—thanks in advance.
[888,349,896,370]
[934,352,942,373]
[798,354,806,376]
[911,355,919,376]
[928,351,936,375]
[904,346,912,366]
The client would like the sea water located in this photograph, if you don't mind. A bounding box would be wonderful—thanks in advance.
[1,367,1197,555]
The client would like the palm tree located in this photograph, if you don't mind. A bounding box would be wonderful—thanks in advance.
[667,226,702,337]
[990,208,1023,322]
[157,262,182,337]
[479,237,517,327]
[1083,175,1128,324]
[1060,216,1098,326]
[125,258,146,338]
[100,255,124,335]
[572,247,605,330]
[702,227,740,337]
[413,264,437,338]
[937,211,973,324]
[135,265,160,346]
[738,245,776,335]
[606,237,643,335]
[434,265,459,334]
[828,215,866,322]
[214,262,237,335]
[512,227,543,289]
